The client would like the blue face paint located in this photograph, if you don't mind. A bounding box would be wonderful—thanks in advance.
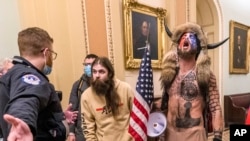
[188,33,198,50]
[178,33,199,58]
[179,33,198,51]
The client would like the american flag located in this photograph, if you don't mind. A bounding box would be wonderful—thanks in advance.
[129,48,154,141]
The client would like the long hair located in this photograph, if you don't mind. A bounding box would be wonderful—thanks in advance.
[91,57,121,116]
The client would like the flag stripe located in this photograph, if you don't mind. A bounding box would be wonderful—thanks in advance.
[133,95,150,120]
[130,110,147,133]
[129,118,145,141]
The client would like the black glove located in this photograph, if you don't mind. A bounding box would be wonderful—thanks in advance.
[213,138,222,141]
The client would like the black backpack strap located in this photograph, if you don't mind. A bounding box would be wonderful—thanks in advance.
[77,76,84,98]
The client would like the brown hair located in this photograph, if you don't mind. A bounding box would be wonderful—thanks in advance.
[18,27,53,56]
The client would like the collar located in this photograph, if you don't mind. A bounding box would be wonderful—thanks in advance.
[12,56,49,81]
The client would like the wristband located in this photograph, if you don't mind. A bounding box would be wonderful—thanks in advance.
[213,138,221,141]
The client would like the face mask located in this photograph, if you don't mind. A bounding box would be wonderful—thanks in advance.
[84,65,91,77]
[43,65,52,75]
[42,52,52,75]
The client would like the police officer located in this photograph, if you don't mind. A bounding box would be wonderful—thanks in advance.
[0,27,72,141]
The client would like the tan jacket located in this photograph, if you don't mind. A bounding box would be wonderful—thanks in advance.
[81,79,134,141]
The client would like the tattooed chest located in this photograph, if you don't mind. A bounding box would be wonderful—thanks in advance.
[168,71,202,128]
[170,71,199,101]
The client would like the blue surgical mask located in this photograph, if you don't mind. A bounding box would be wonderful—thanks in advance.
[43,65,52,75]
[42,53,52,75]
[84,65,91,77]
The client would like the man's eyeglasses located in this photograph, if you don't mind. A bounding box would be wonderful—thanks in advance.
[49,50,57,60]
[41,48,57,60]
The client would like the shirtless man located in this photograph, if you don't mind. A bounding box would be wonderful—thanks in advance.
[160,22,224,141]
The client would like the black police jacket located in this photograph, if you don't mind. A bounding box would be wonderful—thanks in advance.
[0,56,66,141]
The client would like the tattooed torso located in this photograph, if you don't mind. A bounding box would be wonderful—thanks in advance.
[167,69,205,131]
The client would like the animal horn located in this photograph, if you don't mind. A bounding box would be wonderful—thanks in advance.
[164,18,172,38]
[207,37,229,49]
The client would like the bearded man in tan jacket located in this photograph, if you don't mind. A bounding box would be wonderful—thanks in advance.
[81,57,134,141]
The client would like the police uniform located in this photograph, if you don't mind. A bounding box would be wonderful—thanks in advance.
[0,56,66,141]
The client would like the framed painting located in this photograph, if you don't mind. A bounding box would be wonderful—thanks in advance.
[229,20,250,74]
[123,0,166,69]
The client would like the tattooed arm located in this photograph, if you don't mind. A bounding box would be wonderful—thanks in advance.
[208,72,224,140]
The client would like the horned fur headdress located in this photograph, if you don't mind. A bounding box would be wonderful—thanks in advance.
[160,22,228,90]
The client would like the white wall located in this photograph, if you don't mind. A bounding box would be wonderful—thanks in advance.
[0,0,20,58]
[220,0,250,94]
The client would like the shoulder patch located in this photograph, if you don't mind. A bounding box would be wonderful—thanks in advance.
[22,74,41,85]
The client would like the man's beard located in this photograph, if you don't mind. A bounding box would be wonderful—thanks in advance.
[91,79,112,95]
[177,48,197,59]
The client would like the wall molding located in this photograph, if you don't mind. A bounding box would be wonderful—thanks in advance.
[81,0,89,55]
[186,0,190,21]
[104,0,115,65]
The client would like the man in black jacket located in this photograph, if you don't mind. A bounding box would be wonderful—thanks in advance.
[0,27,77,141]
[67,54,97,141]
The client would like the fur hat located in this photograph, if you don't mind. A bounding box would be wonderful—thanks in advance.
[160,22,211,90]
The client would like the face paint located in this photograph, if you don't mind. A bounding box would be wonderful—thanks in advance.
[178,33,198,58]
[188,33,198,50]
[179,33,198,50]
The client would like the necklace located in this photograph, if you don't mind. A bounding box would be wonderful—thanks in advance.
[179,65,196,78]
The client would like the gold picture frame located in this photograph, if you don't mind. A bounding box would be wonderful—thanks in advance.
[229,20,250,74]
[123,0,166,69]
